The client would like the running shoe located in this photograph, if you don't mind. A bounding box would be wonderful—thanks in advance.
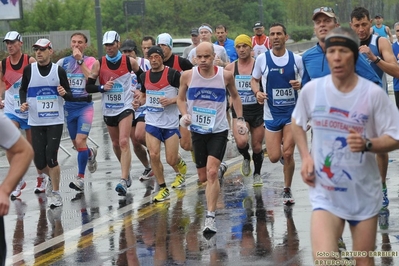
[177,157,187,176]
[241,158,251,177]
[379,208,390,230]
[253,173,263,187]
[153,187,170,202]
[218,162,228,180]
[382,187,389,208]
[338,237,347,253]
[69,176,84,192]
[139,168,154,181]
[115,179,127,196]
[203,216,217,234]
[11,179,26,200]
[46,176,53,197]
[34,176,47,194]
[49,192,63,208]
[282,187,295,205]
[87,147,98,173]
[171,173,185,188]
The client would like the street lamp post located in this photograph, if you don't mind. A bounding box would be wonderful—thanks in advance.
[94,0,103,57]
[259,0,264,23]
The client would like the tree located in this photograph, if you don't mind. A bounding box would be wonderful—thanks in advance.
[10,0,94,32]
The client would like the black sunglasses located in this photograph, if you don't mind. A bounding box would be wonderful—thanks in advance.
[33,47,49,52]
[313,7,335,14]
[122,50,133,53]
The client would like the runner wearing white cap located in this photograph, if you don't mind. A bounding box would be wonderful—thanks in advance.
[0,31,50,199]
[85,30,144,197]
[19,38,74,208]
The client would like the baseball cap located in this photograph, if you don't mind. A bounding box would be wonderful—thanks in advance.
[121,39,137,51]
[3,31,22,42]
[147,46,164,58]
[190,28,199,36]
[374,14,383,18]
[312,7,336,20]
[156,33,173,49]
[102,31,120,45]
[32,38,52,49]
[253,22,264,29]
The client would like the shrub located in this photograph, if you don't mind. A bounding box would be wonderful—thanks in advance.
[289,26,313,42]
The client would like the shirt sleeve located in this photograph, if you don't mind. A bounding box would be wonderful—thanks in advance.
[0,113,20,149]
[178,57,193,70]
[294,54,304,79]
[19,64,32,104]
[56,58,64,67]
[292,81,314,130]
[252,53,266,80]
[139,72,146,93]
[168,69,181,88]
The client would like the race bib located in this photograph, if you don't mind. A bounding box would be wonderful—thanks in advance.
[235,75,256,105]
[105,83,124,109]
[191,106,216,133]
[146,90,165,112]
[13,94,23,113]
[272,87,295,106]
[36,95,59,117]
[68,73,86,96]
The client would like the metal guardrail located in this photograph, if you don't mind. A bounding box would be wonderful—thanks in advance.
[60,124,100,157]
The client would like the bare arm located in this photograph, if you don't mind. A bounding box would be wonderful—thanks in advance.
[224,62,234,73]
[346,128,399,153]
[378,37,399,78]
[72,48,92,78]
[292,117,315,187]
[360,38,399,78]
[0,136,33,215]
[386,26,394,44]
[85,60,102,93]
[177,70,191,115]
[250,77,266,104]
[225,70,242,117]
[89,60,100,80]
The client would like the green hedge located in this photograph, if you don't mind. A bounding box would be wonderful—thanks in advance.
[289,26,314,42]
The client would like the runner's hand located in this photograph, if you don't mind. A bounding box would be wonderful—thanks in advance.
[237,117,248,135]
[180,114,192,128]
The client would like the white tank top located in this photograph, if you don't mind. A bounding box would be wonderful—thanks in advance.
[187,66,228,134]
[27,63,64,126]
[252,36,270,59]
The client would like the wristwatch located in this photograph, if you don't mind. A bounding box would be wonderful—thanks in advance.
[364,138,372,152]
[77,59,84,65]
[373,56,381,64]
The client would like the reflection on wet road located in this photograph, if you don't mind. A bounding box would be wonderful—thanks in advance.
[3,97,399,265]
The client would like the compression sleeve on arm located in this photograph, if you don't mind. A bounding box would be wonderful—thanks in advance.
[19,65,32,103]
[58,67,74,101]
[85,78,104,93]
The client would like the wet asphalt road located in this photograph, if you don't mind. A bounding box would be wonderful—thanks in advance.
[2,90,399,266]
